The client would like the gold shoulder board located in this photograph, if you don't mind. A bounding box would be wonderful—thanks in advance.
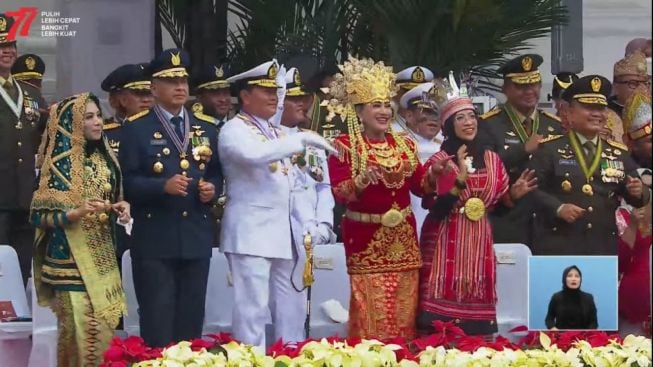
[480,107,502,120]
[607,140,628,151]
[540,134,563,144]
[127,110,149,122]
[103,121,120,130]
[542,111,562,122]
[193,111,215,124]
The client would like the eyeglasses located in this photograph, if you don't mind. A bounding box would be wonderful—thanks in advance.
[614,80,651,90]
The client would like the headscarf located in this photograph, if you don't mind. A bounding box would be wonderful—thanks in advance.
[31,92,126,327]
[438,72,485,168]
[561,265,582,293]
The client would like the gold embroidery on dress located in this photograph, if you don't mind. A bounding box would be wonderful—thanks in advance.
[349,271,418,339]
[81,151,118,277]
[347,210,422,274]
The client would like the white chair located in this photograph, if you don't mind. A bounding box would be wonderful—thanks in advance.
[27,268,58,367]
[0,245,33,366]
[203,249,235,334]
[121,250,140,336]
[494,243,531,341]
[308,243,350,338]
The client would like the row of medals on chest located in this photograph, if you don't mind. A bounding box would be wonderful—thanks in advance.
[152,128,212,173]
[558,145,624,196]
[15,93,40,129]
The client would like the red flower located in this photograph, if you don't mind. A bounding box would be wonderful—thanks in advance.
[412,333,447,351]
[456,336,487,352]
[103,345,125,362]
[190,338,215,351]
[206,332,237,344]
[267,338,287,356]
[99,362,129,367]
[585,331,612,347]
[488,335,519,351]
[555,331,584,351]
[123,336,148,358]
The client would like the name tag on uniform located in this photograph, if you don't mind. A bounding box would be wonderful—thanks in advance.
[504,138,520,145]
[559,159,577,166]
[314,257,335,270]
[150,139,168,146]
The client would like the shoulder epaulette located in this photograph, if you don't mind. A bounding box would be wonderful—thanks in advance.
[542,111,562,122]
[479,107,502,120]
[103,121,120,130]
[193,111,216,124]
[126,110,149,122]
[540,134,563,144]
[606,139,628,151]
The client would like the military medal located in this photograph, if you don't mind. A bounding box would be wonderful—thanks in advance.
[162,147,171,156]
[199,163,206,170]
[153,105,190,172]
[568,132,602,198]
[180,156,190,170]
[269,162,278,172]
[561,180,572,192]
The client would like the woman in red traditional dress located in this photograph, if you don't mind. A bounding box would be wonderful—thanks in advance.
[616,183,652,337]
[326,57,436,339]
[417,73,537,336]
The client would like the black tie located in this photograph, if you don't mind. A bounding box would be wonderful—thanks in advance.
[171,116,184,140]
[583,141,596,161]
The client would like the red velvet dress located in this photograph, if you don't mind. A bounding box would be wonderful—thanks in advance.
[418,150,509,335]
[616,206,652,336]
[327,133,429,339]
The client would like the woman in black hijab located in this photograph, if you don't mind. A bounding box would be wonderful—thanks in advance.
[545,265,598,330]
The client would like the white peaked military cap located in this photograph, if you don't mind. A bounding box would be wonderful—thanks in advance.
[400,82,436,109]
[227,60,279,88]
[396,66,434,90]
[284,67,309,96]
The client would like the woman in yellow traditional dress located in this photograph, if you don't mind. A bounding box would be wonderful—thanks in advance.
[326,57,435,339]
[31,92,130,366]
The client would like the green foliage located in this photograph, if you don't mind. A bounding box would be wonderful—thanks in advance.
[157,0,567,89]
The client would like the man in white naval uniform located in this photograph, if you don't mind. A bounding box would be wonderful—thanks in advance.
[275,67,336,342]
[218,60,335,351]
[399,82,443,239]
[391,65,435,134]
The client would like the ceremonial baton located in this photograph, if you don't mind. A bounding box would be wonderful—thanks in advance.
[302,233,314,339]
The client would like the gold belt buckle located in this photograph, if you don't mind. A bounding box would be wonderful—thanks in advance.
[381,208,404,227]
[463,197,485,221]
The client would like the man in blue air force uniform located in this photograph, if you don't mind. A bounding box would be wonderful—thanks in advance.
[118,48,222,347]
[218,60,335,351]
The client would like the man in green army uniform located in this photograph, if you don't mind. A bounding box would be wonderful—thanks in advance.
[528,75,650,255]
[11,53,46,91]
[478,54,563,245]
[191,64,232,128]
[0,13,48,283]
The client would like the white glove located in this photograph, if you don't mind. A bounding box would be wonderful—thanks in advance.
[270,64,287,127]
[299,131,337,155]
[307,222,335,245]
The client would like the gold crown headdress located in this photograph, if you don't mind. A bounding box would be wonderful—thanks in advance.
[324,56,396,122]
[623,85,652,141]
[325,55,416,177]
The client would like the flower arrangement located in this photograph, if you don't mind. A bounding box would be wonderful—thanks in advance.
[101,324,652,367]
